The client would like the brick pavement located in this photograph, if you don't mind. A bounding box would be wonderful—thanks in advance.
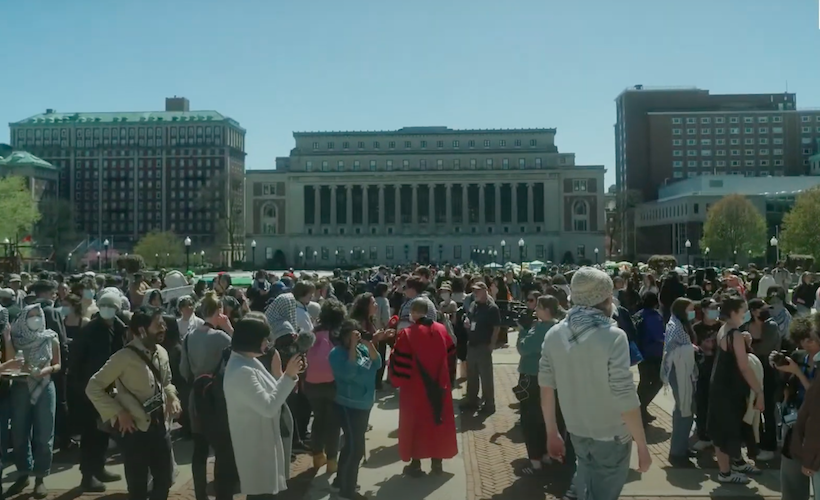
[458,364,780,500]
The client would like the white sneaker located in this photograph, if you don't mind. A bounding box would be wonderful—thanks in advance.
[718,472,750,484]
[732,461,761,475]
[692,440,712,451]
[755,450,776,461]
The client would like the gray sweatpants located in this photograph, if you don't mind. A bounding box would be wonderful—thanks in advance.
[465,344,494,408]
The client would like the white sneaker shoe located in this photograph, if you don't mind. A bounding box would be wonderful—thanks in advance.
[692,440,712,451]
[718,472,750,484]
[755,450,776,461]
[732,461,761,475]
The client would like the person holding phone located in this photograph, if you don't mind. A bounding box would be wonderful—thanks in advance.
[223,316,304,500]
[329,320,391,500]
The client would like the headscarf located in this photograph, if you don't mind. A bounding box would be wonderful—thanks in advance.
[265,292,298,335]
[661,315,691,384]
[562,305,615,350]
[11,304,58,404]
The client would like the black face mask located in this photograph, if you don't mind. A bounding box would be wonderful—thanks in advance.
[757,310,771,322]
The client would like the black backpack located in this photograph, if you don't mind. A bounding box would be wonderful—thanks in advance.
[192,346,232,436]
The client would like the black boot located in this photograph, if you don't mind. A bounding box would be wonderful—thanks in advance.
[81,475,106,493]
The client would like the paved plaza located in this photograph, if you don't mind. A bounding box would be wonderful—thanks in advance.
[3,332,782,500]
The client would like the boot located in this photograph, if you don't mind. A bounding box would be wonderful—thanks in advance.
[81,476,106,493]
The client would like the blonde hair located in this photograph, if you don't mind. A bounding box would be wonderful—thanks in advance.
[200,290,221,318]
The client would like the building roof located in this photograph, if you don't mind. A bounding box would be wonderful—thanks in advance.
[293,126,557,137]
[657,175,820,201]
[0,151,56,170]
[11,110,245,131]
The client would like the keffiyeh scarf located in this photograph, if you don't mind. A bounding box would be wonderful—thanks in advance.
[266,293,298,338]
[771,306,792,340]
[661,316,690,384]
[562,306,615,350]
[11,304,58,404]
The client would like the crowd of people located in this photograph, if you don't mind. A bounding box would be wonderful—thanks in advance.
[0,260,818,500]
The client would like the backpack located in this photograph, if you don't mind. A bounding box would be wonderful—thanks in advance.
[305,329,335,384]
[192,346,232,436]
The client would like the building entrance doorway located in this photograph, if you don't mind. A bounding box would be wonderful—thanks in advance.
[417,245,430,264]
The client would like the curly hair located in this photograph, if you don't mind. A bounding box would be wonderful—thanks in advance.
[317,298,347,333]
[349,293,374,325]
[789,312,820,346]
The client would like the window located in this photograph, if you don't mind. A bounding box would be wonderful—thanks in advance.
[686,117,696,124]
[716,117,725,124]
[687,139,697,146]
[758,116,769,123]
[759,138,768,145]
[745,149,754,156]
[486,159,493,168]
[715,128,725,134]
[717,150,726,156]
[514,139,522,147]
[716,139,725,145]
[759,149,769,155]
[672,129,682,135]
[468,140,475,148]
[687,128,696,135]
[370,160,377,171]
[470,159,477,169]
[773,127,783,134]
[673,171,684,179]
[687,150,697,156]
[730,128,740,134]
[745,138,755,145]
[420,141,427,148]
[484,140,491,147]
[701,117,711,124]
[573,179,587,192]
[688,160,697,167]
[453,159,460,169]
[730,117,739,123]
[702,150,712,156]
[436,140,443,148]
[405,141,412,148]
[703,160,712,167]
[342,141,349,149]
[402,160,409,170]
[802,127,812,134]
[672,118,682,124]
[535,158,542,168]
[572,200,589,231]
[745,160,756,167]
[773,116,783,123]
[529,139,537,146]
[353,160,361,170]
[388,141,396,149]
[759,128,769,134]
[436,159,443,170]
[701,139,712,145]
[702,128,711,135]
[731,160,740,167]
[802,116,812,123]
[358,141,365,149]
[731,149,740,156]
[518,158,526,168]
[774,138,784,145]
[306,161,313,171]
[385,160,392,170]
[760,160,770,167]
[337,160,344,171]
[312,142,319,150]
[673,150,683,157]
[731,138,740,145]
[673,139,682,146]
[321,161,329,171]
[744,117,754,123]
[717,161,726,167]
[774,149,783,155]
[419,159,427,169]
[744,128,754,134]
[774,159,784,166]
[327,142,334,149]
[452,140,459,148]
[672,161,683,168]
[373,141,380,149]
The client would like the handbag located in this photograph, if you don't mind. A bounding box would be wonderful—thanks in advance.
[97,346,166,434]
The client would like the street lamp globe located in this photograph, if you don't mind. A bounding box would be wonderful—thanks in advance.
[705,247,710,254]
[594,248,599,254]
[250,239,256,249]
[200,250,205,256]
[103,239,109,247]
[185,237,192,247]
[518,238,525,247]
[313,250,318,258]
[685,240,691,248]
[500,240,506,248]
[3,238,8,245]
[97,251,101,257]
[770,236,778,247]
[299,251,304,258]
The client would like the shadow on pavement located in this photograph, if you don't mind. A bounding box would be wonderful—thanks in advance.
[368,470,455,499]
[363,443,400,469]
[663,466,709,491]
[645,423,671,445]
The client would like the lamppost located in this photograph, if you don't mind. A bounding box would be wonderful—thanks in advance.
[518,238,525,267]
[438,244,443,263]
[103,239,110,269]
[770,236,779,264]
[200,250,205,266]
[481,249,486,265]
[3,238,8,257]
[493,249,498,264]
[733,249,737,266]
[685,239,691,267]
[500,239,506,263]
[748,249,752,265]
[155,253,159,268]
[185,237,192,271]
[334,249,339,266]
[704,247,710,266]
[313,250,318,266]
[250,239,257,267]
[96,251,101,271]
[166,253,170,267]
[67,252,72,273]
[349,250,354,265]
[298,251,304,268]
[594,247,599,264]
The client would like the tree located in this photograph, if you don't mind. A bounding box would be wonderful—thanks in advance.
[133,231,186,268]
[0,176,41,243]
[700,194,766,261]
[781,187,820,262]
[196,170,244,267]
[34,199,78,259]
[610,189,643,258]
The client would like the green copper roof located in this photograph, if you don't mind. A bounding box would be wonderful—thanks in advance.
[13,110,228,125]
[0,151,56,170]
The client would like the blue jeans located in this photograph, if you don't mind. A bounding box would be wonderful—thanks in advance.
[336,404,370,499]
[571,434,632,500]
[669,366,694,458]
[11,381,56,478]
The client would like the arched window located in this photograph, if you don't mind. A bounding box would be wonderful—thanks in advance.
[572,200,589,232]
[261,203,278,235]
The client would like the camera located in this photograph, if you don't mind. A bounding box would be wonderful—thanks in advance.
[360,331,374,341]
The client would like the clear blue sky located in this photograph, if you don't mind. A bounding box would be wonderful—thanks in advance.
[2,0,819,188]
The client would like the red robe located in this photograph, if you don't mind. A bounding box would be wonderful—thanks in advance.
[390,321,458,461]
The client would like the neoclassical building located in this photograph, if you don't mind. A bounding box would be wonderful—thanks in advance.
[245,127,605,268]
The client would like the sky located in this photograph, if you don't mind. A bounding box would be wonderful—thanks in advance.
[2,0,819,189]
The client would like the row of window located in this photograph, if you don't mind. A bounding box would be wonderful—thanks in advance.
[304,224,549,237]
[304,156,567,172]
[671,115,820,125]
[673,137,784,146]
[291,244,550,262]
[672,159,784,168]
[673,149,784,157]
[66,148,226,158]
[311,138,539,151]
[670,170,783,179]
[673,127,787,135]
[77,222,214,233]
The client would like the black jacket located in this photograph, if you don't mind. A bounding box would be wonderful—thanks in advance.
[69,315,128,392]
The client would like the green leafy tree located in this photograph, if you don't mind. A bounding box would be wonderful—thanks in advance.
[781,187,820,262]
[34,198,78,259]
[133,231,185,268]
[700,194,766,260]
[0,176,41,243]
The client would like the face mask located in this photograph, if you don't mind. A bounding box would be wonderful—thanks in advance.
[60,306,71,318]
[99,306,117,320]
[686,310,696,321]
[742,311,751,323]
[758,310,771,321]
[83,289,95,300]
[441,293,451,301]
[26,316,44,331]
[706,310,719,321]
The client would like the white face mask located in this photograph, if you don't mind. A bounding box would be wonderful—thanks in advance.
[83,289,95,300]
[99,306,117,320]
[26,316,44,331]
[441,293,451,301]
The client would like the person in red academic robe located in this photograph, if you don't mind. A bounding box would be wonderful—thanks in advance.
[390,299,458,477]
